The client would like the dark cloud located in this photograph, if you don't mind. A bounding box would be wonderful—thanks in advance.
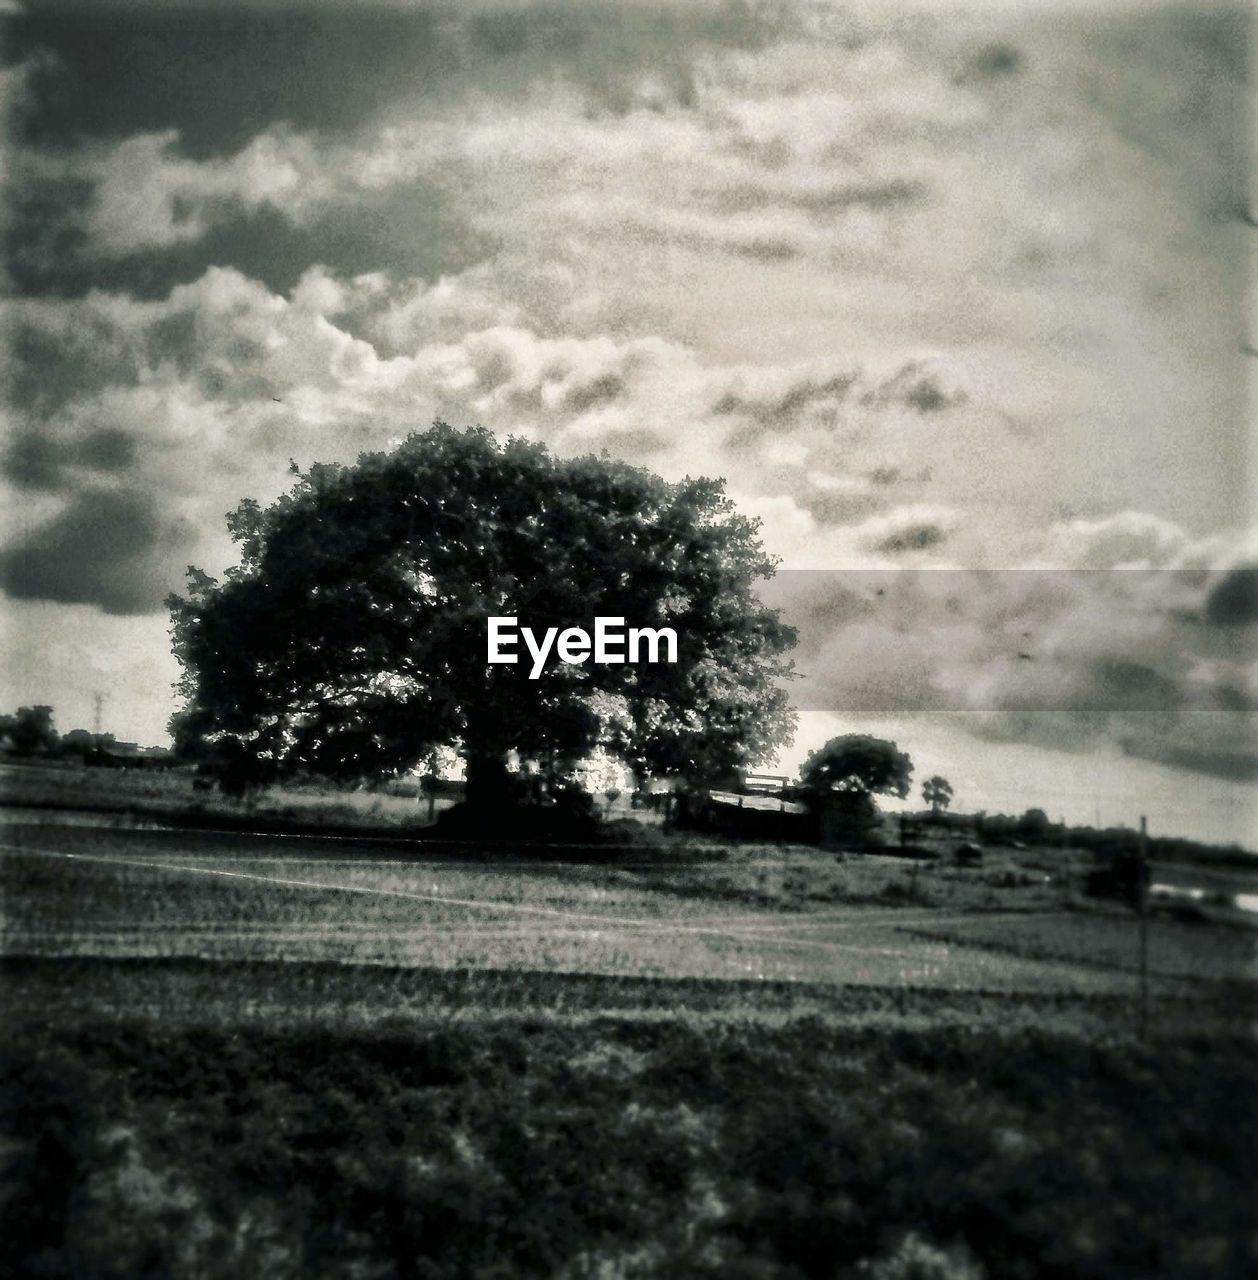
[797,489,883,527]
[859,362,965,414]
[73,427,136,470]
[957,42,1023,84]
[8,179,483,301]
[0,488,193,614]
[964,651,1258,783]
[712,177,926,217]
[4,2,771,297]
[2,168,95,297]
[1085,7,1245,231]
[1089,657,1183,713]
[6,310,146,412]
[1133,743,1258,784]
[563,372,627,414]
[3,428,138,491]
[756,570,922,641]
[732,236,800,263]
[753,569,1258,784]
[875,522,948,554]
[715,373,857,434]
[1204,565,1258,627]
[2,434,62,491]
[717,362,963,451]
[4,2,770,157]
[4,5,450,157]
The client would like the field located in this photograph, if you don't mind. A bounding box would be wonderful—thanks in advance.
[0,760,459,832]
[3,814,1256,1278]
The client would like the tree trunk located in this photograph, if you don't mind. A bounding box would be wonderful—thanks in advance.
[463,748,514,811]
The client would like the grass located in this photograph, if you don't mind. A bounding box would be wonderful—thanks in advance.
[4,821,1254,1002]
[0,759,455,832]
[901,911,1258,985]
[2,1007,1254,1280]
[1,953,1250,1041]
[2,819,1256,1278]
[7,823,1245,997]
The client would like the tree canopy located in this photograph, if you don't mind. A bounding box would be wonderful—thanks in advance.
[922,774,953,814]
[2,706,58,756]
[168,424,797,801]
[799,734,913,801]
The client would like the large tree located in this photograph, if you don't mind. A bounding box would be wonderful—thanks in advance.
[168,424,797,803]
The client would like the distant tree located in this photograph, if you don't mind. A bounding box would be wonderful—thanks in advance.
[797,734,912,846]
[1018,807,1051,839]
[168,424,798,807]
[800,734,913,802]
[7,705,58,756]
[922,775,953,815]
[61,728,117,759]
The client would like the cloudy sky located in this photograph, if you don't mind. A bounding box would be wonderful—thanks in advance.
[2,0,1254,842]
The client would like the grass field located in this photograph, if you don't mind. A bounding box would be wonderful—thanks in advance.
[0,760,456,832]
[3,815,1256,1278]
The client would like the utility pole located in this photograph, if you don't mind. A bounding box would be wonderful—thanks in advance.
[93,692,105,738]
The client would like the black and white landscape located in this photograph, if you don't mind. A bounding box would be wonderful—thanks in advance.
[1,3,1254,1278]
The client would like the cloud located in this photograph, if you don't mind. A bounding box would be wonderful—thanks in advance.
[8,6,1246,545]
[4,425,136,491]
[1204,565,1258,627]
[1033,510,1192,570]
[1139,744,1258,784]
[4,16,962,274]
[79,128,334,255]
[0,488,194,614]
[754,510,1258,781]
[955,41,1024,85]
[3,2,1250,814]
[857,506,959,555]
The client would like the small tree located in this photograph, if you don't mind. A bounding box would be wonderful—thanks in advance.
[799,734,913,846]
[922,775,953,815]
[800,734,913,801]
[7,705,58,756]
[1018,807,1051,841]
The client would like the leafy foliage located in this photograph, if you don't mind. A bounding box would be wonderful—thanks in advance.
[168,424,796,798]
[4,1017,1254,1280]
[799,734,913,802]
[922,775,953,814]
[0,706,58,756]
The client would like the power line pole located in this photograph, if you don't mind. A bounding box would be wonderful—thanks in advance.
[93,692,105,738]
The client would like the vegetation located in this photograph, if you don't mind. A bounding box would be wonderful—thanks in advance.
[0,759,453,833]
[3,815,1254,1279]
[797,735,913,845]
[2,1001,1254,1280]
[0,705,58,756]
[799,736,913,801]
[167,424,797,807]
[922,775,953,814]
